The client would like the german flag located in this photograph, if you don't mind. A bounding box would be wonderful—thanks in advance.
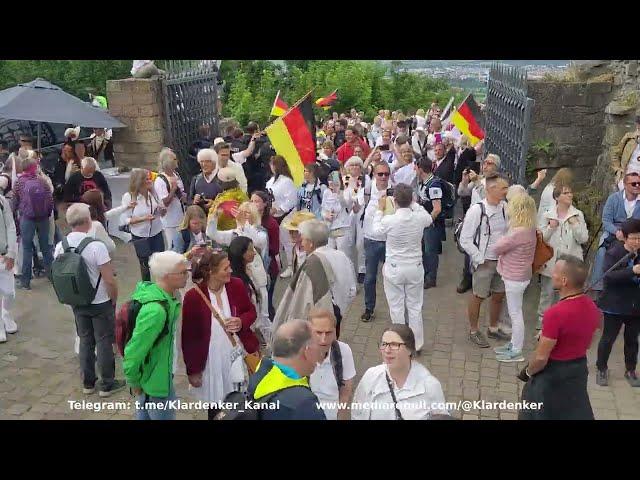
[266,94,317,186]
[451,94,485,146]
[270,90,289,117]
[315,89,338,110]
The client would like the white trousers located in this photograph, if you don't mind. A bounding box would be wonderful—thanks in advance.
[352,215,366,274]
[0,269,15,335]
[383,261,425,351]
[503,278,530,352]
[163,226,178,251]
[279,223,293,269]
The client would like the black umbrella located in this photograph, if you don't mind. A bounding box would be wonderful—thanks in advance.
[0,78,126,149]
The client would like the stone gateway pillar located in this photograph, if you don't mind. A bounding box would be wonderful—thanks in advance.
[106,78,165,171]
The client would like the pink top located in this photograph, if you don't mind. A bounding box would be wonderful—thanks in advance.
[494,227,537,281]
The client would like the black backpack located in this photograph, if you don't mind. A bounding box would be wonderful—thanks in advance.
[329,339,344,388]
[424,175,455,214]
[454,202,506,254]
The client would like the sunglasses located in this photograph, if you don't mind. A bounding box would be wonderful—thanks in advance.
[376,172,390,177]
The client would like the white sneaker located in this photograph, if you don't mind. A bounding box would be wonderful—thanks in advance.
[4,317,17,334]
[280,267,293,278]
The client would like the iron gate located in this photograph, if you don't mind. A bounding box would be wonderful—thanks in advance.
[160,60,220,184]
[484,63,534,186]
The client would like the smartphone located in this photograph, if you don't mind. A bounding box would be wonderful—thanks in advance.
[386,187,395,197]
[379,144,390,151]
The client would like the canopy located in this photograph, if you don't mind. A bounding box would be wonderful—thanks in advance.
[0,78,126,129]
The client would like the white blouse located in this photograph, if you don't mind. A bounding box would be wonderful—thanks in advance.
[322,189,352,231]
[266,175,297,217]
[119,192,164,238]
[89,220,116,254]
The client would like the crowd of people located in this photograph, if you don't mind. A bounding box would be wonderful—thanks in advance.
[2,105,640,421]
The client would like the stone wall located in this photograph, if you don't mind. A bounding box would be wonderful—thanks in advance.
[527,78,612,183]
[106,78,166,171]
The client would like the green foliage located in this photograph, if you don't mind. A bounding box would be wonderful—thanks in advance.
[219,60,464,126]
[0,60,131,99]
[530,139,554,155]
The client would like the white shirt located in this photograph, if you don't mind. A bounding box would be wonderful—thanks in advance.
[371,204,433,264]
[154,174,185,228]
[470,178,487,205]
[313,246,357,314]
[352,362,447,420]
[391,162,416,187]
[362,183,389,241]
[624,195,639,218]
[54,231,111,304]
[309,341,356,421]
[460,199,508,266]
[322,189,352,230]
[537,182,556,225]
[266,175,297,217]
[88,221,116,254]
[119,192,164,238]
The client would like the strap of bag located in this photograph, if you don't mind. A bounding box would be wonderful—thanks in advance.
[194,286,238,347]
[385,372,404,420]
[75,236,103,291]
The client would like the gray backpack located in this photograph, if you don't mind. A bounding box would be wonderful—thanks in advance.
[50,237,101,306]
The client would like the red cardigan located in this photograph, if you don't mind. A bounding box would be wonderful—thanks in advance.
[181,277,258,376]
[262,215,280,276]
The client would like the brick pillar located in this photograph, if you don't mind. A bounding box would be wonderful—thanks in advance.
[106,78,165,171]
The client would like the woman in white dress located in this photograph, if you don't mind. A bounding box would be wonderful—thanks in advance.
[265,155,297,278]
[182,249,258,420]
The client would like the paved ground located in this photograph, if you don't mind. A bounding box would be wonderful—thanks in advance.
[1,226,639,420]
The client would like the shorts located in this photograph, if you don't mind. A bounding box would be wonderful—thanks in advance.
[472,260,505,299]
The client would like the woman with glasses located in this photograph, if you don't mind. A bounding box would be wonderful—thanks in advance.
[537,184,588,330]
[352,324,448,420]
[119,169,167,281]
[182,248,258,420]
[537,168,573,225]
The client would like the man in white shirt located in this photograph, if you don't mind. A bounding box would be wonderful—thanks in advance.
[372,183,433,352]
[459,173,509,348]
[53,203,123,396]
[361,162,394,322]
[308,308,356,420]
[213,141,252,193]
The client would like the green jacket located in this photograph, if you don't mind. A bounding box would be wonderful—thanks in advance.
[123,281,181,398]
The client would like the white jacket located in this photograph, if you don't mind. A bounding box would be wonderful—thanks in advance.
[539,204,589,277]
[352,362,447,420]
[460,199,508,268]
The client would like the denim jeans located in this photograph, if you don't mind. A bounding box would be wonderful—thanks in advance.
[20,218,52,287]
[135,387,177,420]
[422,223,444,284]
[364,238,386,312]
[72,301,116,391]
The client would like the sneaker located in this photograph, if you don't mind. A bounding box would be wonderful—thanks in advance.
[280,267,293,279]
[496,349,525,363]
[16,281,31,291]
[469,330,490,348]
[99,379,127,398]
[357,273,365,284]
[456,277,472,294]
[83,385,95,395]
[4,318,18,334]
[33,268,46,279]
[361,310,374,323]
[487,328,510,341]
[624,371,640,387]
[596,369,608,387]
[497,328,511,339]
[423,279,436,290]
[493,342,512,354]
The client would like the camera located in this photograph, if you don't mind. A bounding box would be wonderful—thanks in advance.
[386,187,394,197]
[379,144,390,151]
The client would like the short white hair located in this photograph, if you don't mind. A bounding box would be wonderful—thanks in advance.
[149,251,189,280]
[66,202,92,228]
[158,147,177,172]
[81,156,98,170]
[197,148,218,164]
[298,219,329,248]
[345,156,364,169]
[486,153,500,168]
[507,184,526,201]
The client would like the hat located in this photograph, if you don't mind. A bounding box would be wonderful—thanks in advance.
[64,126,81,140]
[415,126,426,133]
[217,167,236,183]
[282,211,316,231]
[213,137,225,146]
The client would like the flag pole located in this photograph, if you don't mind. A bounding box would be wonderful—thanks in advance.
[266,88,315,128]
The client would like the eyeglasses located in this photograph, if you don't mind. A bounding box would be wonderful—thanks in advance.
[376,172,390,177]
[379,341,406,351]
[629,182,640,187]
[169,268,192,276]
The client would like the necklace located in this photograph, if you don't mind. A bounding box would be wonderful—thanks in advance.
[559,292,583,302]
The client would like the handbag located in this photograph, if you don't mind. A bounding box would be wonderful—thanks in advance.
[194,287,261,378]
[532,229,554,274]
